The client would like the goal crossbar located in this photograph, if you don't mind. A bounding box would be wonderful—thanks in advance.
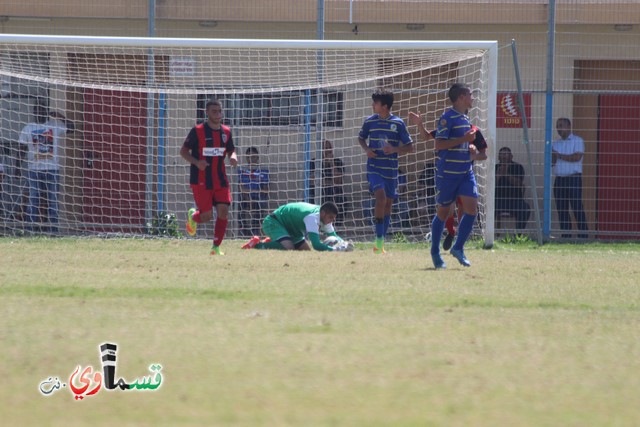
[0,33,498,51]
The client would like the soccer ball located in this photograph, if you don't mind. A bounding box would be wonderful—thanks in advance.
[323,236,341,247]
[425,232,432,243]
[324,236,354,252]
[341,241,355,252]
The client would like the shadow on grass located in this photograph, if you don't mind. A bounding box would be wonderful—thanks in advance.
[1,284,250,300]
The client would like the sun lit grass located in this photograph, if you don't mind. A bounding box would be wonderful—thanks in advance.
[1,237,640,426]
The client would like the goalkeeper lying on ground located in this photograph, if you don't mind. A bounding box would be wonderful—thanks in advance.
[241,201,353,251]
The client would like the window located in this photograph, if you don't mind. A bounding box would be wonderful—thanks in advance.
[197,90,343,127]
[195,94,235,126]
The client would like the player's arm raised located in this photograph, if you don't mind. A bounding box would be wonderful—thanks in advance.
[408,111,435,142]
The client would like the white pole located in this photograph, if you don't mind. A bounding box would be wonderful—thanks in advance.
[483,41,499,248]
[0,34,498,52]
[145,0,156,225]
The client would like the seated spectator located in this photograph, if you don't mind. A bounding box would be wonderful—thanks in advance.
[417,162,436,223]
[322,140,347,226]
[495,147,531,232]
[238,146,269,236]
[391,167,410,229]
[0,162,4,218]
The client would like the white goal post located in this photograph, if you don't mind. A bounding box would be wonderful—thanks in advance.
[0,34,497,245]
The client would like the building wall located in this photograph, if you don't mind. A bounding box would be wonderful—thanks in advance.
[1,3,639,235]
[2,1,639,24]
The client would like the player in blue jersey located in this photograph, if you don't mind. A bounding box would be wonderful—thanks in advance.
[358,89,413,254]
[429,83,479,269]
[409,112,488,252]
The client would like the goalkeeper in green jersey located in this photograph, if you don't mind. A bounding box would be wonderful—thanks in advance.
[241,201,349,251]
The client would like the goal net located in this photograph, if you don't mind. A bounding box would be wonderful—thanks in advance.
[0,35,497,244]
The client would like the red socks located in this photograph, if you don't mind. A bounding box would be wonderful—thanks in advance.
[213,218,228,247]
[445,215,456,235]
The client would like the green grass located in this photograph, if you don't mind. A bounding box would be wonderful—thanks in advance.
[1,237,640,426]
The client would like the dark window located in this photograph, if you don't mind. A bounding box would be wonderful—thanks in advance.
[197,90,343,127]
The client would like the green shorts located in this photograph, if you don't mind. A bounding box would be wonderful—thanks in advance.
[262,214,305,245]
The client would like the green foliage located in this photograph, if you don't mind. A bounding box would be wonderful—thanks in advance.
[391,231,409,244]
[500,232,532,244]
[146,211,182,238]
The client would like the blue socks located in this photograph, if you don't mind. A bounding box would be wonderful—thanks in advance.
[431,216,445,255]
[375,218,385,239]
[383,215,391,236]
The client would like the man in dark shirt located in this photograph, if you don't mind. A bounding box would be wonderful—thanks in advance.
[495,147,530,232]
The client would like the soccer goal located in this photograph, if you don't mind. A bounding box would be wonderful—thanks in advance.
[0,34,497,245]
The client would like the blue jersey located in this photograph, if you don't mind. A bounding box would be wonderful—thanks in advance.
[435,108,472,176]
[359,114,412,180]
[238,167,269,200]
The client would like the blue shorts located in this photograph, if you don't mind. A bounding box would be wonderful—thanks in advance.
[435,170,478,207]
[368,173,398,200]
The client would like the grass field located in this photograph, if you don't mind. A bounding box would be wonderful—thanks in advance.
[2,237,640,426]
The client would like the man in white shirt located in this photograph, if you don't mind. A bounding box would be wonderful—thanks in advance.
[552,117,588,238]
[18,104,73,232]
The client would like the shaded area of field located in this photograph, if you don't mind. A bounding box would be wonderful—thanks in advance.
[1,238,640,426]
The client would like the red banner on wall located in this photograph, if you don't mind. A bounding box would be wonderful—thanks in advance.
[497,92,531,128]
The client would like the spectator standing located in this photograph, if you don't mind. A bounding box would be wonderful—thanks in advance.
[18,104,73,232]
[552,117,588,238]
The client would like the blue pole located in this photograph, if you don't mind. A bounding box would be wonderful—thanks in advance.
[317,0,324,41]
[304,89,312,202]
[157,93,166,212]
[543,0,556,240]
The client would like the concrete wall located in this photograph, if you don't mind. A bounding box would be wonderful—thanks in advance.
[2,1,638,25]
[1,3,639,236]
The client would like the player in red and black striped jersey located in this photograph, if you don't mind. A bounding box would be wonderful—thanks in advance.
[180,99,238,255]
